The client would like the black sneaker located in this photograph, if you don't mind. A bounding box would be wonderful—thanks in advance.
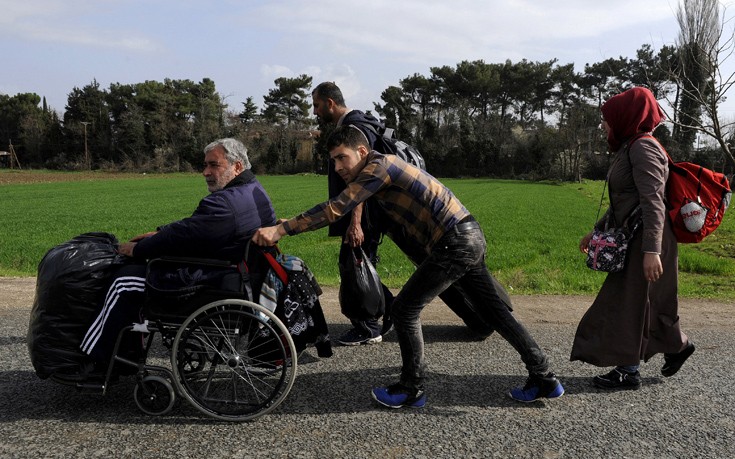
[593,368,641,390]
[336,328,382,346]
[509,372,565,402]
[661,342,695,377]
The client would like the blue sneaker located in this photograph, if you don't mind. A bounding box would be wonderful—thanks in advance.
[372,383,426,408]
[509,372,564,402]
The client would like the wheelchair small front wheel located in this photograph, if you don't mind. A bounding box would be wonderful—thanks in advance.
[134,375,176,416]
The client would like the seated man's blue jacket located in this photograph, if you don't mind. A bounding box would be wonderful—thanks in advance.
[133,170,276,263]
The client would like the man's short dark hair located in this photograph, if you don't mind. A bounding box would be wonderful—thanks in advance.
[326,125,369,152]
[312,81,346,107]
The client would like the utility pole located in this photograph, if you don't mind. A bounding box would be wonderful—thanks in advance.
[8,140,21,169]
[81,122,91,170]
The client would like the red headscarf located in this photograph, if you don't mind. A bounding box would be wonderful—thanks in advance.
[600,87,665,151]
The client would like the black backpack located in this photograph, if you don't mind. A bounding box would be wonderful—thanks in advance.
[355,123,427,170]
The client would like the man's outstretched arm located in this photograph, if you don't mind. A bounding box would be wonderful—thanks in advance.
[252,223,287,246]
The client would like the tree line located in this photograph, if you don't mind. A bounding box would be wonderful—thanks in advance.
[2,4,734,181]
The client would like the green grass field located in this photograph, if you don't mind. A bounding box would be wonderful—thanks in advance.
[1,170,733,299]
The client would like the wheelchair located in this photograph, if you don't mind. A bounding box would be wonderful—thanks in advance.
[49,252,298,422]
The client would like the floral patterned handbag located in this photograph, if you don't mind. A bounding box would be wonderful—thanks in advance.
[586,169,642,272]
[586,211,641,272]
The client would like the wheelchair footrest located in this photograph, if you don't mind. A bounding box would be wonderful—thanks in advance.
[74,382,107,393]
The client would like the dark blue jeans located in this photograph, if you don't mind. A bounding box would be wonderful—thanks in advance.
[391,223,549,389]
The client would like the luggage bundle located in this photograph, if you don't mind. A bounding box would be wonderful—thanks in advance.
[27,233,122,378]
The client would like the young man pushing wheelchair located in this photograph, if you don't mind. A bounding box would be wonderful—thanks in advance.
[253,125,565,407]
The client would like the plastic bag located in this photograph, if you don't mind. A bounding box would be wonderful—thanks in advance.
[338,245,385,321]
[27,232,122,379]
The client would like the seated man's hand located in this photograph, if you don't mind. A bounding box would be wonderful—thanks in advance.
[130,231,157,242]
[118,242,137,257]
[253,225,285,246]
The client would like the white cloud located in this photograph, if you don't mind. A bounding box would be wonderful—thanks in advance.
[260,64,295,82]
[21,25,160,52]
[311,64,362,101]
[252,0,679,65]
[258,63,361,98]
[0,0,162,52]
[7,0,735,115]
[0,0,66,24]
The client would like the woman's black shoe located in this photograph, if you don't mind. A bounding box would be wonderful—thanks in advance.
[661,342,695,377]
[593,368,641,390]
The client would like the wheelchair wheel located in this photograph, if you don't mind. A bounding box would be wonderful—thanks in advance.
[134,375,176,416]
[171,299,297,422]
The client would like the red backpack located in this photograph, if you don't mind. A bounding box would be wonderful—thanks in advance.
[666,155,731,243]
[637,135,732,243]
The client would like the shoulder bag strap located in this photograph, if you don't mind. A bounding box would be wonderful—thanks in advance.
[597,133,651,228]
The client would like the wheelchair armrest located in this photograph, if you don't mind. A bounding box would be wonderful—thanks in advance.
[151,256,236,268]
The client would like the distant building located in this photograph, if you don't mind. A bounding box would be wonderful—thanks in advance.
[0,149,21,169]
[296,130,318,163]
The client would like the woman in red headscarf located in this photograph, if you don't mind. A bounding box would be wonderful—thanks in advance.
[571,87,695,390]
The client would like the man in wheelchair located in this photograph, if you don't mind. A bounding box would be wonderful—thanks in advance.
[79,138,277,368]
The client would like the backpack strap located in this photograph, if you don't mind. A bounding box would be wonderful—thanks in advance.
[262,248,288,284]
[244,238,288,284]
[628,134,693,194]
[352,121,385,140]
[626,132,653,150]
[629,133,674,164]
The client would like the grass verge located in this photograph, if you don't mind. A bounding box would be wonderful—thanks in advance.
[1,170,733,299]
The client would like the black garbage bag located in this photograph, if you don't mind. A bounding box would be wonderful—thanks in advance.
[338,245,385,321]
[27,232,122,379]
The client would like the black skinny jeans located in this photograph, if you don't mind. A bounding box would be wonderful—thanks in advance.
[390,223,549,389]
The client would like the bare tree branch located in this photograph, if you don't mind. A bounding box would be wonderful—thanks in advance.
[662,0,735,168]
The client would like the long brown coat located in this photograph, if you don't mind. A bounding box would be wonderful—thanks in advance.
[571,136,688,367]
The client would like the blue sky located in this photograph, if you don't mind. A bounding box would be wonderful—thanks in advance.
[2,0,733,121]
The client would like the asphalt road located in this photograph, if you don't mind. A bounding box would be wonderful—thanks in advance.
[1,278,733,459]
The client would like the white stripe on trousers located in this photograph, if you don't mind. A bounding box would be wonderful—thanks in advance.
[80,276,146,354]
